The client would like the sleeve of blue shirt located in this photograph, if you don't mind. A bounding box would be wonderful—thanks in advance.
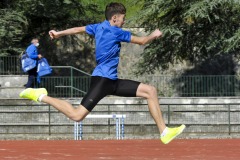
[116,29,131,43]
[26,44,38,59]
[86,23,131,43]
[86,24,99,36]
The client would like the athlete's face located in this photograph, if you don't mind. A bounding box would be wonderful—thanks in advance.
[113,14,126,28]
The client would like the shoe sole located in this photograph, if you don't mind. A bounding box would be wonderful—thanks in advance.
[19,88,47,101]
[19,88,31,98]
[164,124,186,144]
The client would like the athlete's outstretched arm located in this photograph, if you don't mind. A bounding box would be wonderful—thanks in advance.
[49,26,86,39]
[130,29,162,45]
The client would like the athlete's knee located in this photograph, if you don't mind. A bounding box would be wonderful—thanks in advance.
[71,113,85,122]
[70,106,89,122]
[145,85,158,98]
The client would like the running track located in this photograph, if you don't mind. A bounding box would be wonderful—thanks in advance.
[0,139,239,160]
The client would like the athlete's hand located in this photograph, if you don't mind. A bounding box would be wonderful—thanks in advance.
[151,29,163,39]
[49,30,60,40]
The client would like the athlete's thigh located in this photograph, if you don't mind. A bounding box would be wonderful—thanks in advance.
[113,79,140,97]
[81,76,114,111]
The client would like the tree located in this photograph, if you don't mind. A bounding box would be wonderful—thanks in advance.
[133,0,240,75]
[81,0,144,25]
[15,0,101,73]
[0,0,102,73]
[0,9,28,56]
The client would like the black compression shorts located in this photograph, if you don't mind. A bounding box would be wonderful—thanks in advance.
[81,76,141,111]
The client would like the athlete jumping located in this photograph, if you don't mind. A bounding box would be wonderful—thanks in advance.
[20,2,185,144]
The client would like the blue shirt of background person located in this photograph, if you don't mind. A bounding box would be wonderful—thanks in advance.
[26,43,39,59]
[24,38,42,88]
[86,20,131,80]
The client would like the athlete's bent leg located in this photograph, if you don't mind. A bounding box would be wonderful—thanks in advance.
[42,96,89,122]
[136,83,186,144]
[136,83,166,133]
[19,88,89,121]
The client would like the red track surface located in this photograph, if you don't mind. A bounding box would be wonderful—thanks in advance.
[0,139,240,160]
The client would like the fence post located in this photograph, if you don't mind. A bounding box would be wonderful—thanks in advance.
[71,67,73,97]
[48,105,51,135]
[168,105,170,125]
[108,105,110,135]
[228,104,231,135]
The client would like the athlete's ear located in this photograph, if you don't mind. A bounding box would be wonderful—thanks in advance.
[112,15,117,23]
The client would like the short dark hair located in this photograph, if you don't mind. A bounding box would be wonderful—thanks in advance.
[105,2,126,20]
[31,38,38,43]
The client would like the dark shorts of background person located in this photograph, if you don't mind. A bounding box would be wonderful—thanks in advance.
[81,76,141,111]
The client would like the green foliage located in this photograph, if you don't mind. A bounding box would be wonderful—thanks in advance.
[173,54,238,97]
[225,28,240,52]
[134,0,240,75]
[0,0,102,73]
[0,9,28,56]
[16,0,103,72]
[15,0,101,35]
[81,0,144,26]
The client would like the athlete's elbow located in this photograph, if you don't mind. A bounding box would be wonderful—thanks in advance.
[142,41,149,45]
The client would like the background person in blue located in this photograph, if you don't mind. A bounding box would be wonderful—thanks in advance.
[20,2,185,144]
[24,38,42,88]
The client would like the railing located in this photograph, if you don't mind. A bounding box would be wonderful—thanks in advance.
[34,76,91,97]
[122,75,240,97]
[35,74,240,98]
[0,56,23,75]
[2,56,240,97]
[0,55,91,97]
[0,101,240,139]
[51,66,91,77]
[50,66,91,97]
[0,56,92,76]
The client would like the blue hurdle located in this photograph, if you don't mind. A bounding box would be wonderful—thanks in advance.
[74,114,126,140]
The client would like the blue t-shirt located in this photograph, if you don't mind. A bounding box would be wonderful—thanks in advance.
[86,20,131,80]
[26,44,38,59]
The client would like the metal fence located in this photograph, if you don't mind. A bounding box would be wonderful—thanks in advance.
[34,75,240,97]
[125,75,240,97]
[38,75,240,97]
[0,56,22,75]
[0,102,239,139]
[36,76,91,97]
[2,56,240,97]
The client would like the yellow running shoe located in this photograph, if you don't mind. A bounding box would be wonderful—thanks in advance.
[160,124,186,144]
[19,88,48,102]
